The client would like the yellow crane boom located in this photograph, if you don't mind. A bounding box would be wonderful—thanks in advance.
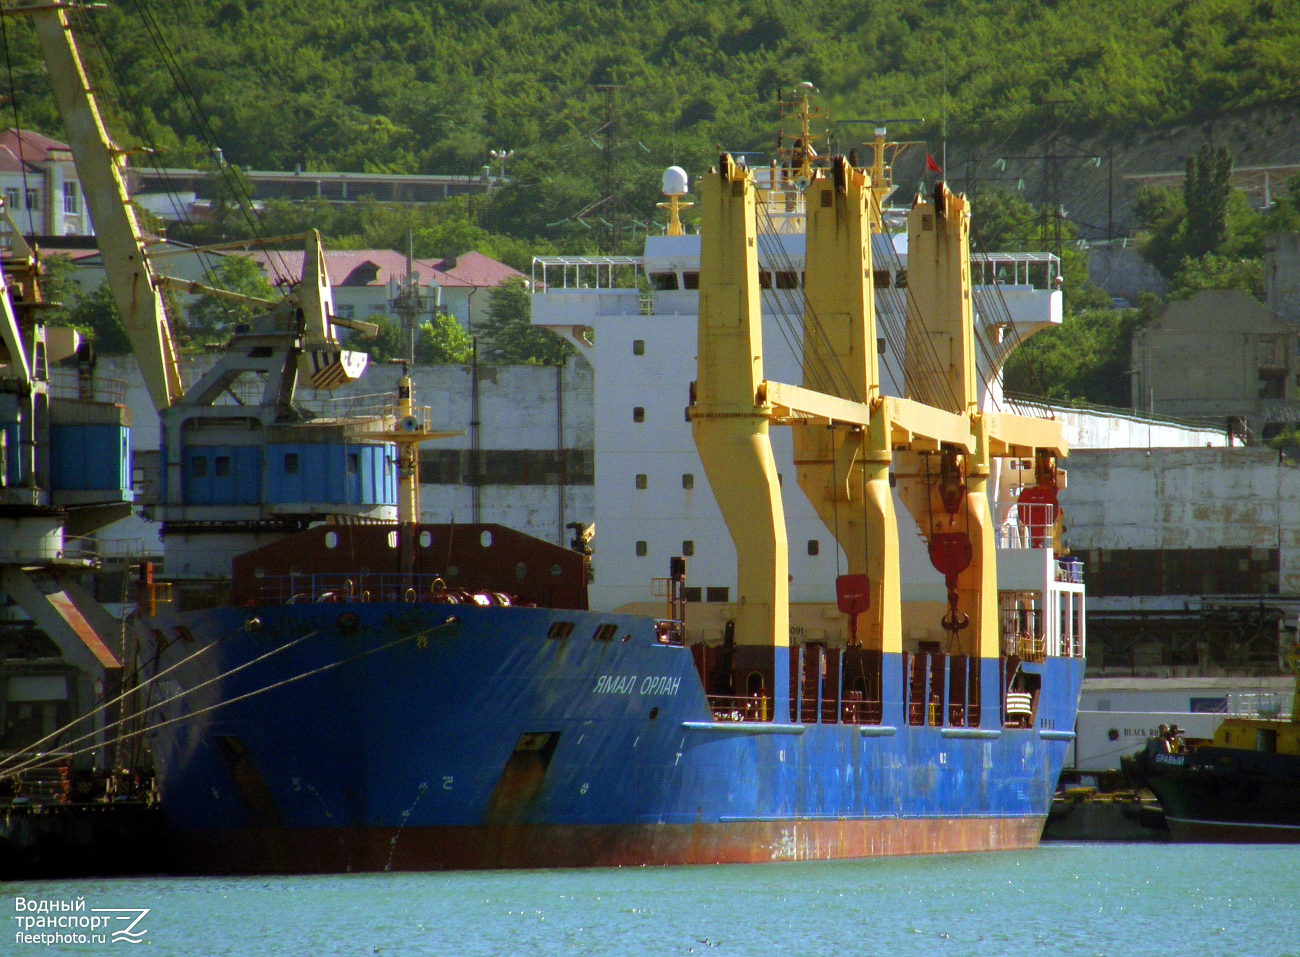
[27,1,183,412]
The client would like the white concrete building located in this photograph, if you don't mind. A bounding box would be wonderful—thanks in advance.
[245,248,523,331]
[0,129,92,237]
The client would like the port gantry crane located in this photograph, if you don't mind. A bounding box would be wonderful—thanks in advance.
[688,130,1066,720]
[18,0,449,589]
[0,0,437,771]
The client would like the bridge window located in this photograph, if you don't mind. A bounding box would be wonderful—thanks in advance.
[649,272,679,291]
[706,587,729,603]
[775,271,799,289]
[682,272,700,290]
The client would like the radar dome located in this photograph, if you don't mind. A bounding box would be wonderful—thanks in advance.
[662,166,689,196]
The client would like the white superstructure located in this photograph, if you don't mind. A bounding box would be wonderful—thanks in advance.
[533,228,1074,626]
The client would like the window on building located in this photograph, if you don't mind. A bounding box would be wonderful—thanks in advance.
[682,540,694,556]
[284,453,300,475]
[807,539,819,556]
[681,473,694,490]
[4,188,17,213]
[25,189,38,211]
[632,339,645,355]
[1259,371,1287,399]
[635,540,647,557]
[683,587,702,603]
[706,587,730,603]
[214,455,231,477]
[62,181,78,215]
[635,473,647,489]
[632,407,645,422]
[337,304,355,320]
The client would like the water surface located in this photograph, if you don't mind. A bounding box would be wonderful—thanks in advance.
[7,844,1298,956]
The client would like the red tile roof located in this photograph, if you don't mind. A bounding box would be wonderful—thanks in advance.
[0,129,72,171]
[242,248,522,290]
[425,250,525,288]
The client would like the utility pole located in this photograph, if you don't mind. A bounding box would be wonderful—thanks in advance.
[1107,143,1115,241]
[391,229,424,364]
[595,83,623,253]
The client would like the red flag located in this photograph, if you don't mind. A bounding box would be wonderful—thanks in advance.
[925,153,943,174]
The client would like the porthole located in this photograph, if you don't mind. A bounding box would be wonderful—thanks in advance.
[324,531,338,549]
[420,530,432,548]
[480,530,493,547]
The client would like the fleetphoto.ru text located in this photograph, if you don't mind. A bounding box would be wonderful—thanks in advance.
[13,895,149,947]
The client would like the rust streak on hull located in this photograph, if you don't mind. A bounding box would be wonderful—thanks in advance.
[170,817,1047,875]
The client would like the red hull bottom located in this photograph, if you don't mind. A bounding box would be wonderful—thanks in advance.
[169,817,1047,874]
[1166,817,1300,844]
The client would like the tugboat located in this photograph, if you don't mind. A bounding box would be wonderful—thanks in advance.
[1130,648,1300,842]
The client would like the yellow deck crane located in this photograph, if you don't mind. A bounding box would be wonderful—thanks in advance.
[688,138,1068,719]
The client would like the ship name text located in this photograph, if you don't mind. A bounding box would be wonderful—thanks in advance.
[593,675,681,696]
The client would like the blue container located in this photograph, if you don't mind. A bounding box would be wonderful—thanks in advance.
[49,423,130,491]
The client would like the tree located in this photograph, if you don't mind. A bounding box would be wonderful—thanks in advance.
[35,254,75,327]
[69,282,130,354]
[478,279,573,365]
[418,313,472,364]
[1132,185,1188,279]
[1183,143,1234,259]
[186,255,277,337]
[1168,254,1265,301]
[1003,303,1151,407]
[365,313,406,361]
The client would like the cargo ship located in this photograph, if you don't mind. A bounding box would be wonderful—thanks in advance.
[136,105,1085,870]
[1129,653,1299,842]
[20,8,1085,872]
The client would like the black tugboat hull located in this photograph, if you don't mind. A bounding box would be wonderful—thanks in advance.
[1132,745,1300,844]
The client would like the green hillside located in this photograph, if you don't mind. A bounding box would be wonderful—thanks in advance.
[5,0,1300,243]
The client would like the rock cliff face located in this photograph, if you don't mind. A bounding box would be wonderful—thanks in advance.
[923,105,1300,241]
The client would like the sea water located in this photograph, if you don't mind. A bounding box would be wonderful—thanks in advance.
[6,844,1298,956]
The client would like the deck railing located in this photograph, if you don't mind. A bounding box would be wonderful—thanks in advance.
[253,573,516,606]
[708,694,770,722]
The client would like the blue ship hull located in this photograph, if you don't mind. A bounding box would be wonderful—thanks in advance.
[142,603,1083,872]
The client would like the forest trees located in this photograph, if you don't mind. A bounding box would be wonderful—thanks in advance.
[478,280,573,365]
